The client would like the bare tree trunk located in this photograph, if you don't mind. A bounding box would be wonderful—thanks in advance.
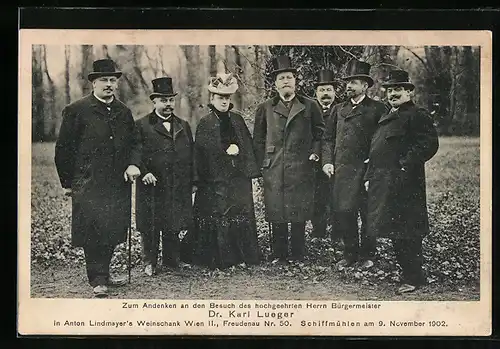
[64,45,71,105]
[181,46,203,128]
[32,45,45,142]
[208,45,217,77]
[41,45,57,140]
[80,45,94,96]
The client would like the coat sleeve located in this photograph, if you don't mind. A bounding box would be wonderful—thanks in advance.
[54,105,79,189]
[238,114,260,179]
[321,104,337,167]
[127,109,142,169]
[184,121,196,184]
[252,103,266,176]
[192,120,206,185]
[134,120,150,176]
[310,101,326,157]
[400,108,439,168]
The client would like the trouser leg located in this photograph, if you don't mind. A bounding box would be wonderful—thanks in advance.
[335,211,359,262]
[84,241,115,287]
[393,236,425,286]
[141,228,160,268]
[290,221,306,260]
[312,184,328,238]
[271,223,288,260]
[359,195,376,260]
[162,228,180,267]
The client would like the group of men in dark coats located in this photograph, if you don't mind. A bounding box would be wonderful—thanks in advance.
[54,55,438,298]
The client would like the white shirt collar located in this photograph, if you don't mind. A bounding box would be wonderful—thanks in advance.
[155,110,172,121]
[279,93,296,103]
[351,94,366,105]
[93,92,114,105]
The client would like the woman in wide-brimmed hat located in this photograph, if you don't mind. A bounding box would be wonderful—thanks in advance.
[180,73,262,270]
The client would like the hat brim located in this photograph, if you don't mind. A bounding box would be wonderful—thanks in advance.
[88,72,122,81]
[343,75,374,87]
[271,68,297,75]
[382,82,415,90]
[314,81,340,88]
[150,92,178,100]
[207,85,238,95]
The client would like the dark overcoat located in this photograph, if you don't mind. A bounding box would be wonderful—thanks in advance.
[253,94,325,223]
[54,94,141,247]
[363,101,439,239]
[180,107,261,268]
[135,112,194,233]
[322,96,388,212]
[314,102,334,210]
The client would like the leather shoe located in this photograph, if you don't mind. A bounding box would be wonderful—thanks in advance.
[93,285,108,298]
[108,276,128,287]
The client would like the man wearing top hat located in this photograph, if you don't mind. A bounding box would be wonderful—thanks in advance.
[363,70,439,294]
[55,59,142,297]
[135,77,195,276]
[322,59,388,270]
[253,55,325,262]
[312,69,338,239]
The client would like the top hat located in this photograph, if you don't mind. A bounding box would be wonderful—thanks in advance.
[343,60,374,87]
[382,69,415,90]
[207,73,239,95]
[87,59,122,81]
[270,55,297,75]
[149,77,178,100]
[314,69,339,88]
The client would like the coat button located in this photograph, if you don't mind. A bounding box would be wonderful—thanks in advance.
[109,136,113,140]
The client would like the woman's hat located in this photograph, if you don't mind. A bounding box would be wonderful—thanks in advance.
[87,59,122,81]
[382,69,415,90]
[207,73,238,95]
[342,60,374,87]
[149,77,178,100]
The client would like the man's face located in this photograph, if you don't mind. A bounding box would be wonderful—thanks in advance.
[345,79,368,99]
[386,86,412,107]
[92,76,118,99]
[210,93,231,112]
[153,96,176,116]
[316,84,335,107]
[275,71,296,98]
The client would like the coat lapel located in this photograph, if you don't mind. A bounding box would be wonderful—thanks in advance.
[152,113,173,138]
[273,100,290,119]
[172,115,184,141]
[378,109,399,124]
[285,97,306,130]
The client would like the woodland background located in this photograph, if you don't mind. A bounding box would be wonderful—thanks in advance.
[31,44,480,142]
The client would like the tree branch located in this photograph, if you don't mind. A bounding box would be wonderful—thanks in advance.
[401,46,432,73]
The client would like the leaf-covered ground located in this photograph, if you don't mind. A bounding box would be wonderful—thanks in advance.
[30,137,480,300]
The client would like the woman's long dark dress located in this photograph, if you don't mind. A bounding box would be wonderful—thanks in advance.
[180,105,261,269]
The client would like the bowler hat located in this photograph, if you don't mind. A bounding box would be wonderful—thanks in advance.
[87,59,122,81]
[149,77,178,100]
[343,60,374,87]
[382,69,415,90]
[271,55,297,75]
[314,69,339,88]
[207,73,238,95]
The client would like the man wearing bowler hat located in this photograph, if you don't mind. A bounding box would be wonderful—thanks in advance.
[135,77,195,276]
[253,55,325,262]
[363,70,439,294]
[312,69,338,239]
[322,59,388,270]
[55,59,142,297]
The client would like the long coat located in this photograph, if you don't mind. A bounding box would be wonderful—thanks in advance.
[363,101,439,239]
[180,106,261,268]
[322,96,388,212]
[54,94,141,247]
[135,112,194,233]
[253,94,325,223]
[314,102,335,211]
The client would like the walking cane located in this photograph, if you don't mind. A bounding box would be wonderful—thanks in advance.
[128,181,133,284]
[151,184,158,273]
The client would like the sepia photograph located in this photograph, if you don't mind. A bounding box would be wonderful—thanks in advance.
[18,29,492,336]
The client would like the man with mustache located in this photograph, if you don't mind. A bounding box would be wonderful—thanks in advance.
[363,70,439,294]
[322,60,388,270]
[253,55,325,262]
[135,77,195,276]
[55,59,142,297]
[312,69,337,239]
